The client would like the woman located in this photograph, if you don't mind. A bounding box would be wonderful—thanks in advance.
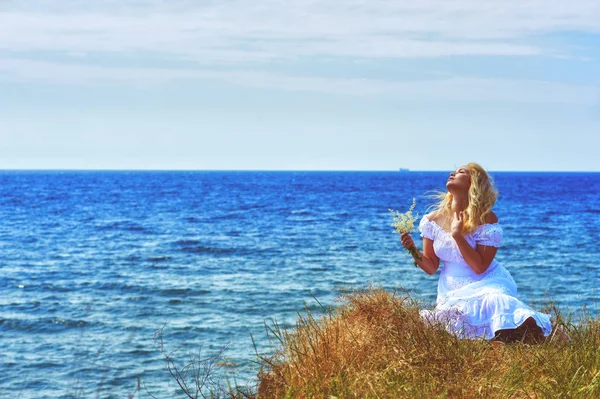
[400,162,553,343]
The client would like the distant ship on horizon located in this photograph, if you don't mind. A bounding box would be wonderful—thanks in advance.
[398,168,410,173]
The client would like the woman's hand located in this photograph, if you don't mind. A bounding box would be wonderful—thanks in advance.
[401,232,415,250]
[451,211,464,238]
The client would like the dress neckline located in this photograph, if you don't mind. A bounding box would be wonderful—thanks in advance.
[423,216,499,236]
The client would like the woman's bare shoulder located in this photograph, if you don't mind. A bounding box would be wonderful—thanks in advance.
[485,211,499,224]
[425,210,438,221]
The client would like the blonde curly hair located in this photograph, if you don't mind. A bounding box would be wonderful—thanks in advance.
[431,162,498,234]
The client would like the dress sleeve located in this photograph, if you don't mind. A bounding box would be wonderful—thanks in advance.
[473,224,503,247]
[418,216,435,240]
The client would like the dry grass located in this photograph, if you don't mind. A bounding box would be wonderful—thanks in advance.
[256,288,600,398]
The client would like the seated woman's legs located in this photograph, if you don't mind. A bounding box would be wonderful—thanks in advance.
[493,317,544,344]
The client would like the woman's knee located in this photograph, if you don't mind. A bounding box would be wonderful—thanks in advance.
[518,317,544,342]
[493,317,544,344]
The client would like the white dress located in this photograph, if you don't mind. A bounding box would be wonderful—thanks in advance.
[418,215,553,340]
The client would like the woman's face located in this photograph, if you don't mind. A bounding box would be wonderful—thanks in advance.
[446,166,471,191]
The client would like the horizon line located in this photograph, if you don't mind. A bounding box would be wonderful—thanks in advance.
[1,168,599,173]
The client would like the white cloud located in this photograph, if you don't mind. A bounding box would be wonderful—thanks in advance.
[1,0,599,63]
[0,0,598,104]
[1,57,597,104]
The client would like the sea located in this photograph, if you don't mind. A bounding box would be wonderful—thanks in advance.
[1,171,599,398]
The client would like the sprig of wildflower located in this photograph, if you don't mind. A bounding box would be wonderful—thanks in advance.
[389,198,422,266]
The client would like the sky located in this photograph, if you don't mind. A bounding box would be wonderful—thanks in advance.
[0,0,599,171]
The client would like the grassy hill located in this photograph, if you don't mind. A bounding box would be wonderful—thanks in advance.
[255,288,600,398]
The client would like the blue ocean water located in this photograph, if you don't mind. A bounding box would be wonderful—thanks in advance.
[1,171,599,398]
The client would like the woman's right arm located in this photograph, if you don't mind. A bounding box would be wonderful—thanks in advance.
[401,232,440,275]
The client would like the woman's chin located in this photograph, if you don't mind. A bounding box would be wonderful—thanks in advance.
[446,181,467,191]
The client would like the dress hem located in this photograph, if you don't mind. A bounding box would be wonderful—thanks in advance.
[420,309,553,340]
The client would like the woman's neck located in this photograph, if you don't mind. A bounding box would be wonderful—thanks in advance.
[450,193,468,213]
